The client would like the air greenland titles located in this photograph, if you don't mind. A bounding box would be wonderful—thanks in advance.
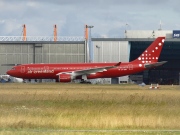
[27,67,54,74]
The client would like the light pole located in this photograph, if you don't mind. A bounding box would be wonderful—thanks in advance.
[96,45,100,62]
[86,25,94,62]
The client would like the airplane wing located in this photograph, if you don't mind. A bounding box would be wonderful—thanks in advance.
[56,62,121,76]
[144,61,167,68]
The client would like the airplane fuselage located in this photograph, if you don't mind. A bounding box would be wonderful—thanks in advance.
[8,62,144,80]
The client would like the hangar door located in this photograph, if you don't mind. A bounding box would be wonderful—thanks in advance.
[130,41,180,85]
[35,43,85,63]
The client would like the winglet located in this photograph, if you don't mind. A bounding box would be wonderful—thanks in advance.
[114,62,121,66]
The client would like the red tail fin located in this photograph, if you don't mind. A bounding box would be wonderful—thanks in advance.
[132,37,165,64]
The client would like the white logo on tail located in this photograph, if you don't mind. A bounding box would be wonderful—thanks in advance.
[138,39,164,67]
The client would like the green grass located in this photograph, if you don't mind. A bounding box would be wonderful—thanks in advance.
[0,129,180,135]
[0,83,180,134]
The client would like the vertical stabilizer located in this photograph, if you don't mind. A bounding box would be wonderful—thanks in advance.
[132,37,165,65]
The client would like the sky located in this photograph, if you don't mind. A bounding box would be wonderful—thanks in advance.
[0,0,180,37]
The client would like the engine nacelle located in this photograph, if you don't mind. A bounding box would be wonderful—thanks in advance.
[57,74,72,82]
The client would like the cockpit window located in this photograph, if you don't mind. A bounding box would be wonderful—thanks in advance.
[11,67,16,70]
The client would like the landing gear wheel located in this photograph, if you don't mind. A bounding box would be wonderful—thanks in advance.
[80,80,91,84]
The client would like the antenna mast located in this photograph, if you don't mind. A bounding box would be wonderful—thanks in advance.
[159,20,162,30]
[54,24,57,41]
[22,24,26,41]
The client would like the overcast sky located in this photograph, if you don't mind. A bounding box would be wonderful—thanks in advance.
[0,0,180,37]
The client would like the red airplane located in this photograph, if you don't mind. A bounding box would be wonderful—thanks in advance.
[6,37,167,83]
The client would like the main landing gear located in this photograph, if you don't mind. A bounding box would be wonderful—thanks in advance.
[80,80,91,84]
[80,75,91,84]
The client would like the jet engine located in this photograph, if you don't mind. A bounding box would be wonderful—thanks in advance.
[57,74,72,82]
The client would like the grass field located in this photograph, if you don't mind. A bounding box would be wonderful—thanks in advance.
[0,83,180,134]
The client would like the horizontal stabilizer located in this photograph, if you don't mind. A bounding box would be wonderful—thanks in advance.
[144,61,167,68]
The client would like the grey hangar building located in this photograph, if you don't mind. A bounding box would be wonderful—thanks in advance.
[0,30,180,84]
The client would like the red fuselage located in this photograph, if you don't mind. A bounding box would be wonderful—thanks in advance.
[7,62,144,80]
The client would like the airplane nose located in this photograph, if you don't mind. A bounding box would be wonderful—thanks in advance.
[7,69,21,78]
[6,70,12,76]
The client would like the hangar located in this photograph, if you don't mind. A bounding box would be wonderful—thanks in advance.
[0,30,180,84]
[92,30,180,84]
[0,37,85,75]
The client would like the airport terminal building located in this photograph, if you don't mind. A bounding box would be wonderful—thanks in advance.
[0,30,180,84]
